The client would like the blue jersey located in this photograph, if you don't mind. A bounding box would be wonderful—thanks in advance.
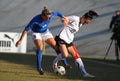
[24,11,63,33]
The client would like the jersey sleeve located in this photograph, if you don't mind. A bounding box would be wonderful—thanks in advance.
[24,20,32,31]
[24,15,38,31]
[49,11,63,22]
[68,16,79,25]
[53,11,63,18]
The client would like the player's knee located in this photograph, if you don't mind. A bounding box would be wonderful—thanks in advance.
[62,54,68,58]
[51,45,58,50]
[73,53,80,59]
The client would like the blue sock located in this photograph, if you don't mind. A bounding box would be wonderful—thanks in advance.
[36,49,42,70]
[55,50,68,66]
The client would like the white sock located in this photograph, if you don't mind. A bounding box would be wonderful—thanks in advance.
[53,54,64,66]
[75,58,88,75]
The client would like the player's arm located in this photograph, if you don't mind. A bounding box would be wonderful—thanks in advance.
[16,15,37,47]
[62,16,69,27]
[16,30,27,47]
[16,22,31,47]
[54,11,69,26]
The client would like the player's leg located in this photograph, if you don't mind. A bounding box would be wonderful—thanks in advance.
[67,45,87,75]
[54,36,69,67]
[52,41,69,69]
[44,31,70,68]
[68,45,95,78]
[33,33,44,75]
[45,38,71,68]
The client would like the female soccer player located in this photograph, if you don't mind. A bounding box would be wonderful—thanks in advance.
[16,6,71,75]
[53,10,98,78]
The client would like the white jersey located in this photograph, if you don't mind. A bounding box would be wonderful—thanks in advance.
[58,16,82,44]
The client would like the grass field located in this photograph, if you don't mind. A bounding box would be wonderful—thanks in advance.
[0,53,120,81]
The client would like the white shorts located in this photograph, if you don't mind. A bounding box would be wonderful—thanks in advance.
[32,29,53,41]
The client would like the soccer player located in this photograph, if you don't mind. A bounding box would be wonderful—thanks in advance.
[16,6,71,75]
[53,10,98,78]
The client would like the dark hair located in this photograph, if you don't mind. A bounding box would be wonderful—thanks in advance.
[84,10,98,19]
[41,6,51,16]
[115,10,120,13]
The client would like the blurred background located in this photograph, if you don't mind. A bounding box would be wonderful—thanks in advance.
[0,0,120,60]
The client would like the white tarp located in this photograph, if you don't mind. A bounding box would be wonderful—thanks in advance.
[0,32,27,53]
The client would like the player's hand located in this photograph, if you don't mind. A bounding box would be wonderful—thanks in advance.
[62,16,69,27]
[16,40,22,47]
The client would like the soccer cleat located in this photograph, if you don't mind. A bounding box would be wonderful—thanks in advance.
[64,64,72,70]
[38,68,44,75]
[83,73,95,78]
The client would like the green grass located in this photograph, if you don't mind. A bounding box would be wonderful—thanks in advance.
[0,53,120,81]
